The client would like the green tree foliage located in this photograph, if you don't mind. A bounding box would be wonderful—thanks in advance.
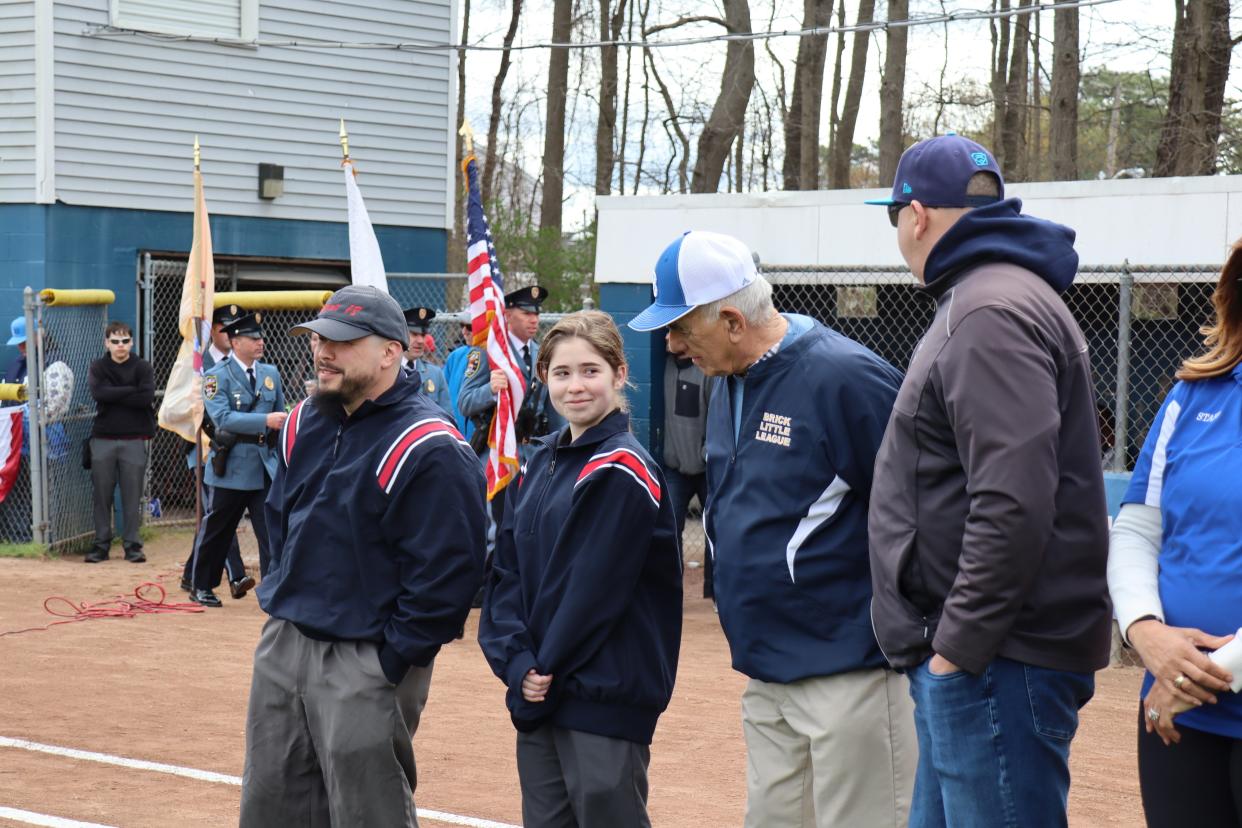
[1076,70,1168,179]
[486,204,598,312]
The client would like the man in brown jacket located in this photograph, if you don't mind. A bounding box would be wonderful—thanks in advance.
[867,135,1112,828]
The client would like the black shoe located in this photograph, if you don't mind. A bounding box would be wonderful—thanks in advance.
[229,575,256,600]
[179,576,193,593]
[84,550,109,563]
[190,589,223,608]
[124,550,146,563]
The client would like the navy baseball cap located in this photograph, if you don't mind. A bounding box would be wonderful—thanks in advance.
[865,134,1005,209]
[290,284,408,344]
[628,231,757,332]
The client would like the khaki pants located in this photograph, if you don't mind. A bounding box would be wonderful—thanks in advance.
[742,668,917,828]
[240,618,434,827]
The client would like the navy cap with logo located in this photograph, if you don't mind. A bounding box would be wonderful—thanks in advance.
[223,311,264,339]
[403,306,436,333]
[212,304,246,327]
[504,285,547,312]
[290,284,409,344]
[865,134,1005,210]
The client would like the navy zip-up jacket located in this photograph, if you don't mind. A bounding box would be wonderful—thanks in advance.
[706,316,903,683]
[258,369,486,685]
[478,410,682,745]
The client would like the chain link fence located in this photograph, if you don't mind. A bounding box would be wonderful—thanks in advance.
[0,288,112,551]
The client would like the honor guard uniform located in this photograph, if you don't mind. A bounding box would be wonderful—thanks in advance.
[182,303,250,598]
[456,285,564,464]
[190,312,286,607]
[401,306,452,415]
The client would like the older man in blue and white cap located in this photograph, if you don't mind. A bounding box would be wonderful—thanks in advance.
[629,230,917,828]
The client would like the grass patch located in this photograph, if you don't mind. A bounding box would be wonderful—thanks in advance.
[0,542,48,559]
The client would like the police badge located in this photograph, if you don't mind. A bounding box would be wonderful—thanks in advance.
[465,350,483,378]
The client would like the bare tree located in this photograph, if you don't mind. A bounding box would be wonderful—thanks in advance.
[482,0,523,205]
[782,0,834,190]
[691,0,756,193]
[828,0,875,189]
[1000,0,1031,180]
[594,0,627,196]
[878,0,909,184]
[989,0,1012,165]
[539,0,574,232]
[1154,0,1234,177]
[1048,3,1078,180]
[617,0,636,195]
[826,0,846,182]
[450,0,470,272]
[1030,7,1043,180]
[645,48,690,192]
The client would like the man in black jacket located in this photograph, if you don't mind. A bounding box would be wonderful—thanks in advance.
[867,135,1111,828]
[87,321,155,563]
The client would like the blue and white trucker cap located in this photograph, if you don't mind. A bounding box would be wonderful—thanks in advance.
[628,231,757,332]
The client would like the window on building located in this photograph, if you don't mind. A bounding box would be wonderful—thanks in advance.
[110,0,258,40]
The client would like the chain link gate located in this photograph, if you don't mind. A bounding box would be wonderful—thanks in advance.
[17,288,112,551]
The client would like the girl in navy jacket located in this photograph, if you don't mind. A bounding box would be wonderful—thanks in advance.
[478,311,682,828]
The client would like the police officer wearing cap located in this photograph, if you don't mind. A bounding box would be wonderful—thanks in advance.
[457,285,564,463]
[181,304,252,598]
[190,311,286,608]
[401,306,452,415]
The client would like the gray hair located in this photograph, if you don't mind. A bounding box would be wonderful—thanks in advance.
[695,275,775,326]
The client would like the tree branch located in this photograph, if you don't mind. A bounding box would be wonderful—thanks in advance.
[644,15,728,37]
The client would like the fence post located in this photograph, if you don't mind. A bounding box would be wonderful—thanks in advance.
[24,288,48,545]
[1113,262,1133,473]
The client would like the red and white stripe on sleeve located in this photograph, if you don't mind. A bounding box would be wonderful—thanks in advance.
[575,447,661,508]
[376,417,472,494]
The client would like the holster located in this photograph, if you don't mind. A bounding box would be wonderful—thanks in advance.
[211,429,240,477]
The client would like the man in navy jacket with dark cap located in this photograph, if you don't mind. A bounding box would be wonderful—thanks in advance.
[239,285,486,827]
[629,230,916,828]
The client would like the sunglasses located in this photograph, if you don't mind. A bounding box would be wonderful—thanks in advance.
[108,337,131,345]
[887,202,909,228]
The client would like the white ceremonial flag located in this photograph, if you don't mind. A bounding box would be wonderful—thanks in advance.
[344,164,389,293]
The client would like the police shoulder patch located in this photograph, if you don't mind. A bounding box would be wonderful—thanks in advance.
[465,349,483,378]
[204,375,218,399]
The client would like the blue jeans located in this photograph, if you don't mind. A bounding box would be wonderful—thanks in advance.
[906,656,1094,828]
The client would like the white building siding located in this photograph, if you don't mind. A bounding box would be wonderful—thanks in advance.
[51,0,453,227]
[0,1,37,202]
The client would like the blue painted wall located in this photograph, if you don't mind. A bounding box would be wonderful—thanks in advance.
[0,202,445,367]
[600,283,661,451]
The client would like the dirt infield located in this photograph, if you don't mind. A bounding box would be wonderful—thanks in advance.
[0,531,1145,827]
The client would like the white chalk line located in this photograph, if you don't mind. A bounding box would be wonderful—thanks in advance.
[0,736,520,828]
[0,806,117,828]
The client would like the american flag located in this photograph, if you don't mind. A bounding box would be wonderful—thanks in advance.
[463,153,525,499]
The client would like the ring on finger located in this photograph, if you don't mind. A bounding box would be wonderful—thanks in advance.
[1174,674,1186,689]
[1147,708,1161,722]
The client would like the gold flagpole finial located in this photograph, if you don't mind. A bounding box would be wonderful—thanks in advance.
[459,120,475,156]
[193,135,200,172]
[339,118,351,161]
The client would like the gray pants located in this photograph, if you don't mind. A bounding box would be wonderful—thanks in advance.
[517,725,651,828]
[240,618,433,827]
[90,437,147,553]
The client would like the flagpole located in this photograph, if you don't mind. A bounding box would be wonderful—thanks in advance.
[192,135,205,537]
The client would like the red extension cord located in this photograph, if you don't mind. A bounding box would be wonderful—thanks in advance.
[0,580,204,637]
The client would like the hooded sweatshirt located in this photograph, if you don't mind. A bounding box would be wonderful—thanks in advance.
[869,198,1112,675]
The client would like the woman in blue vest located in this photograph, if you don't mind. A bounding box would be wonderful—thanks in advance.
[1109,243,1242,826]
[478,311,682,827]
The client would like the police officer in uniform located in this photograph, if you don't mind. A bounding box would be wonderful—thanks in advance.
[181,304,251,598]
[457,285,564,466]
[190,312,287,607]
[401,306,452,415]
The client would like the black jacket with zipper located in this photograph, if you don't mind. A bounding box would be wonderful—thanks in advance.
[869,199,1112,675]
